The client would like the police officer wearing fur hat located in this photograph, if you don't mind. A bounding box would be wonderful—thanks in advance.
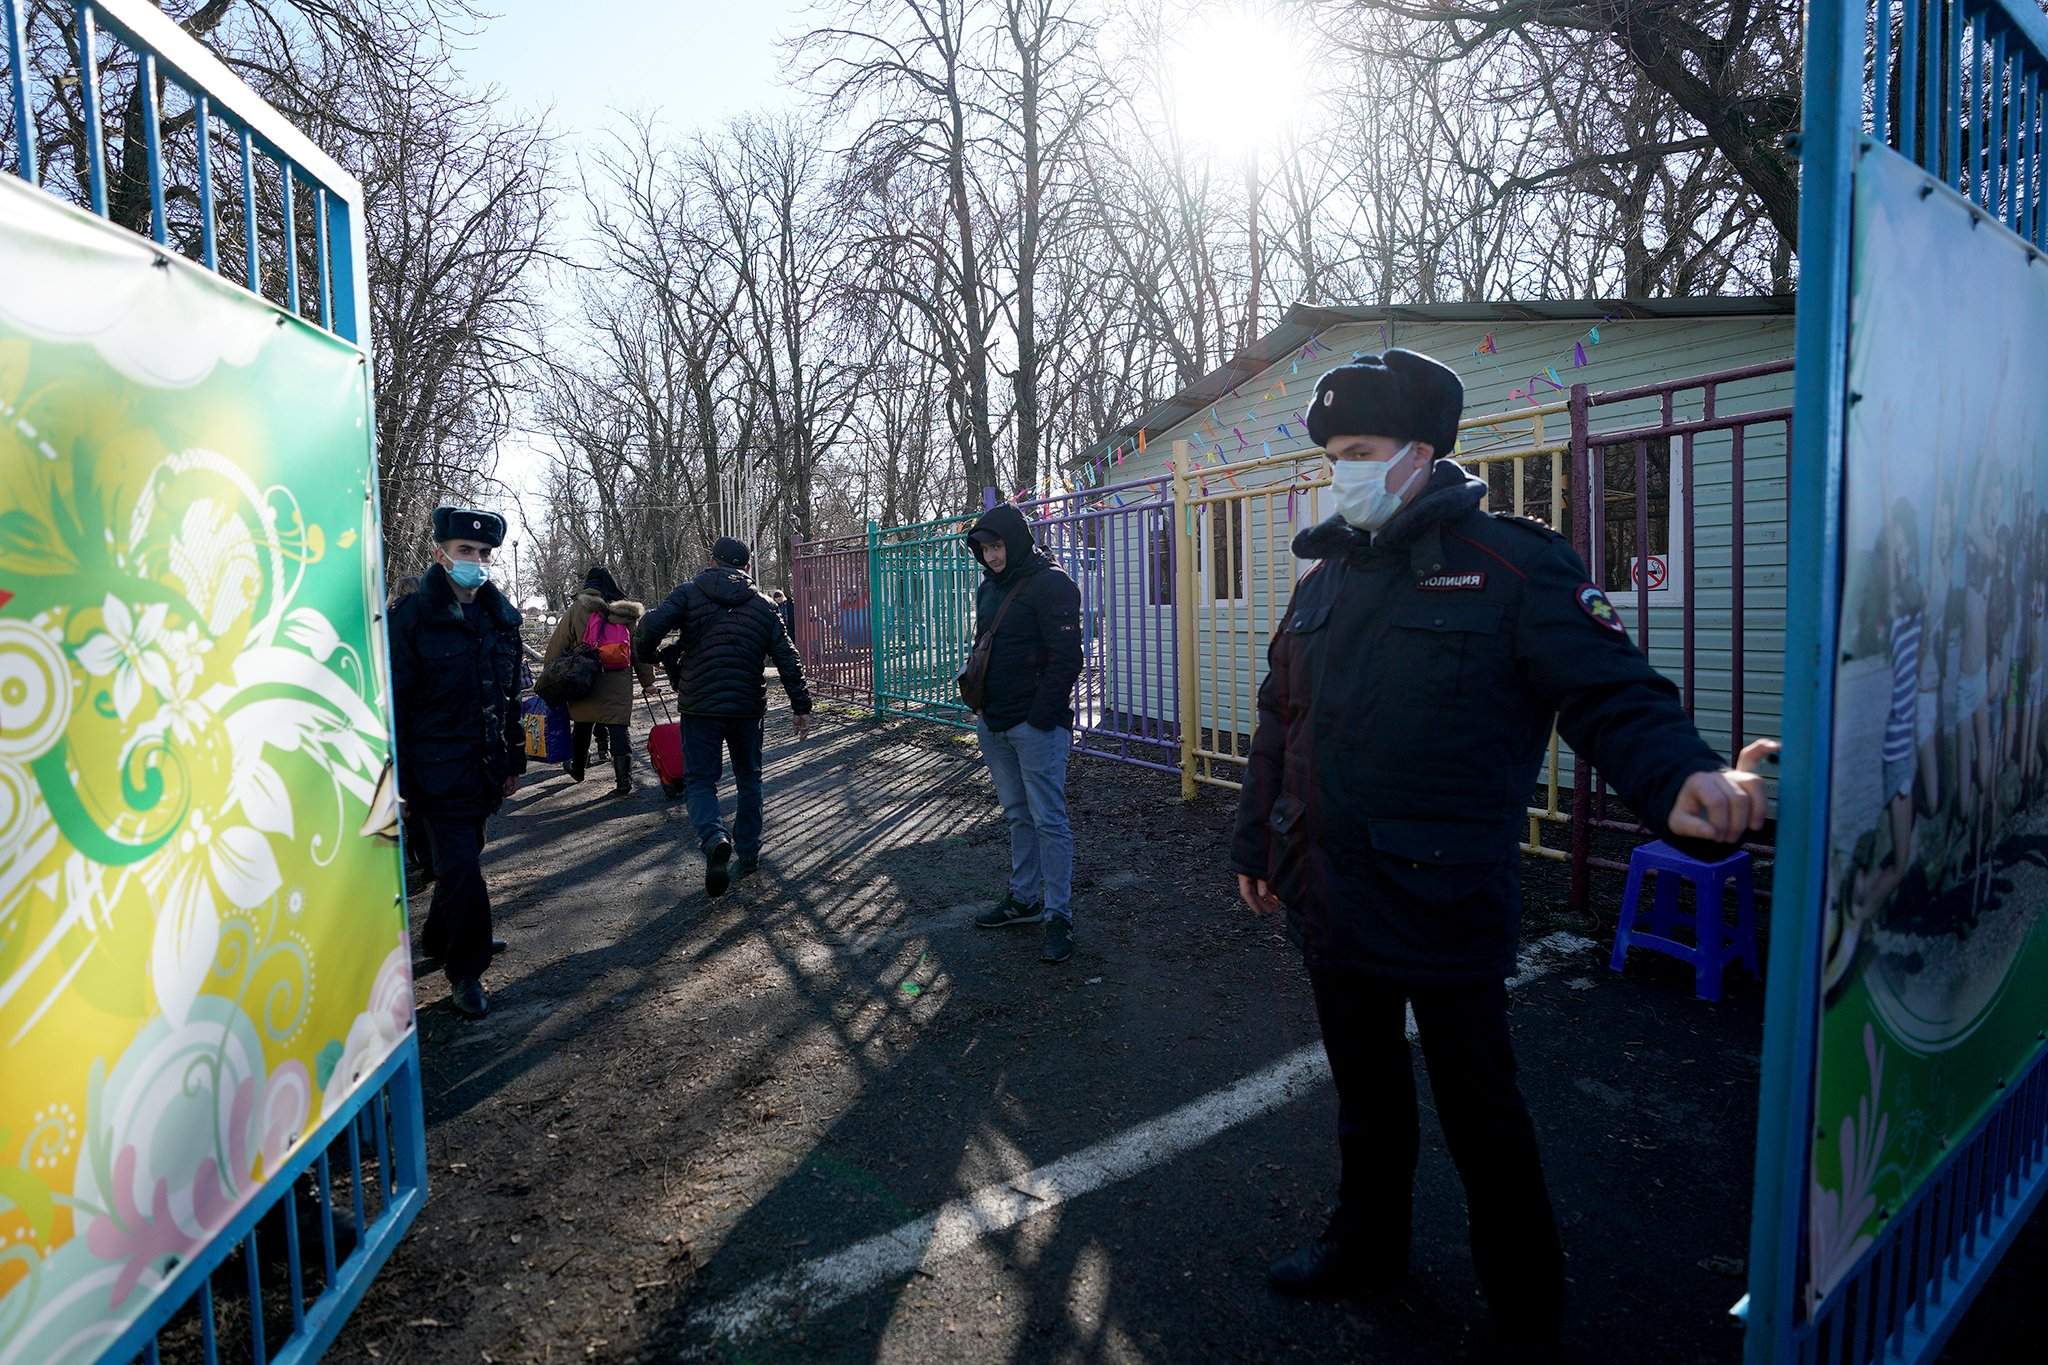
[387,505,526,1019]
[1231,350,1766,1360]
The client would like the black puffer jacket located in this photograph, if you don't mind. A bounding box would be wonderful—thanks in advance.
[637,565,813,718]
[386,564,527,813]
[967,503,1084,731]
[1229,461,1725,979]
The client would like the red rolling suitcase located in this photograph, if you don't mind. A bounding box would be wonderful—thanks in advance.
[645,686,686,799]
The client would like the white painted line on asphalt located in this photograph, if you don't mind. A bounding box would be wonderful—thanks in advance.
[692,930,1597,1345]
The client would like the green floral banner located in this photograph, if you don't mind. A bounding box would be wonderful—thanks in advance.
[0,175,407,1360]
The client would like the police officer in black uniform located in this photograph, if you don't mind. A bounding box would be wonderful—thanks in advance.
[1231,350,1766,1361]
[388,506,527,1019]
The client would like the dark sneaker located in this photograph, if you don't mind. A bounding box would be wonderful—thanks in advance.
[490,938,509,956]
[705,837,734,898]
[1040,915,1074,963]
[974,893,1044,929]
[449,977,489,1019]
[1267,1216,1405,1298]
[733,856,760,884]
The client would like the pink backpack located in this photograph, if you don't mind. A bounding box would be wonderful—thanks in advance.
[583,609,633,670]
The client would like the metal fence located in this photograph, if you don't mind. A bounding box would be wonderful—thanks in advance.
[3,0,364,336]
[789,529,873,706]
[848,476,1185,774]
[1033,475,1181,773]
[792,365,1791,899]
[1568,362,1794,903]
[5,2,422,1361]
[870,509,978,723]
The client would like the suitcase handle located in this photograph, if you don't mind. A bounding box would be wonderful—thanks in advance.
[642,679,678,726]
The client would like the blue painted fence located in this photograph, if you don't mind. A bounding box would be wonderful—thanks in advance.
[1750,2,2048,1363]
[4,3,424,1362]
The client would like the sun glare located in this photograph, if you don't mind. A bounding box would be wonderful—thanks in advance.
[1164,6,1312,162]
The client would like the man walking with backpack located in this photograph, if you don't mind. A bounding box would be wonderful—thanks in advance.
[961,503,1084,963]
[637,537,813,896]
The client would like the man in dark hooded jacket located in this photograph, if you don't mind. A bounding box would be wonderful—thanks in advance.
[962,503,1085,963]
[637,537,812,896]
[387,506,526,1019]
[1232,350,1768,1361]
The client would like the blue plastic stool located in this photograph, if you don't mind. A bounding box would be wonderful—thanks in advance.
[1609,840,1758,1002]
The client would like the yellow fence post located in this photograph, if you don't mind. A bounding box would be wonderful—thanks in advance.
[1173,442,1199,800]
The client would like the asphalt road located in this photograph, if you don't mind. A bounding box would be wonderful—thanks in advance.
[322,699,2039,1364]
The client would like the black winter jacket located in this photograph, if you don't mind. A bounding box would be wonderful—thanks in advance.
[637,565,813,718]
[966,503,1084,731]
[387,564,527,814]
[1229,462,1725,981]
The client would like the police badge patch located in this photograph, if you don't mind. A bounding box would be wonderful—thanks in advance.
[1577,582,1627,634]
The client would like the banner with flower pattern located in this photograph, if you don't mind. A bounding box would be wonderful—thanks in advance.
[0,176,409,1359]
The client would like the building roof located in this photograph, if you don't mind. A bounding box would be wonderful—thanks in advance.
[1110,296,1796,451]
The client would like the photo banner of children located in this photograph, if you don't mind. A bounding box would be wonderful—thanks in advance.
[1807,147,2048,1308]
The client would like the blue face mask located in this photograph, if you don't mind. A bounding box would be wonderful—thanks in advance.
[447,559,490,590]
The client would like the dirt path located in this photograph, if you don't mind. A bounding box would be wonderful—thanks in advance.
[323,700,2031,1363]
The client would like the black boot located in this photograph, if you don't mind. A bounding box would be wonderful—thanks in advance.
[1268,1209,1404,1298]
[611,745,632,797]
[705,836,734,897]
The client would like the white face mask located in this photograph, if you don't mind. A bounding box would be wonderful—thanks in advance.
[1330,443,1424,531]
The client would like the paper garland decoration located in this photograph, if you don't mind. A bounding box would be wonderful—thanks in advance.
[1477,312,1616,407]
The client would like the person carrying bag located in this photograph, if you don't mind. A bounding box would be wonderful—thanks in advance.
[540,566,656,797]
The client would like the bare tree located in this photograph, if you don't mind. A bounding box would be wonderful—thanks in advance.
[799,0,1008,498]
[1324,1,1803,255]
[363,72,556,551]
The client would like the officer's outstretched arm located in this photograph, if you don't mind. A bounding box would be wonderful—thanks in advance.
[1512,538,1725,841]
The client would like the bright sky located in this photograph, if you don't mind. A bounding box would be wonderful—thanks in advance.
[449,1,815,594]
[447,1,1295,594]
[454,0,812,150]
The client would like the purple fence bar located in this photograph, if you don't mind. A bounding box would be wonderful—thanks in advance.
[1568,359,1794,905]
[1026,474,1181,774]
[789,529,872,706]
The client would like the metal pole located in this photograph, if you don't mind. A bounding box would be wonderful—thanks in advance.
[1568,383,1594,913]
[1173,443,1198,800]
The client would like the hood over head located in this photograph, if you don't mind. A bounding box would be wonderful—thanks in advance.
[966,503,1037,575]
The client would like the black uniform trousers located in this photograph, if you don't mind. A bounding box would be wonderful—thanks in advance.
[1309,967,1566,1342]
[414,804,494,984]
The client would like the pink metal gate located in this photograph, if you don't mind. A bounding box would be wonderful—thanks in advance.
[788,529,873,706]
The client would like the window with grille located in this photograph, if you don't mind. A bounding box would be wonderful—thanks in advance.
[1148,519,1175,606]
[1598,438,1675,595]
[1209,500,1247,602]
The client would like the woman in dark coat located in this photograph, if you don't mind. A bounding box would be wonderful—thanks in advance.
[541,566,656,796]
